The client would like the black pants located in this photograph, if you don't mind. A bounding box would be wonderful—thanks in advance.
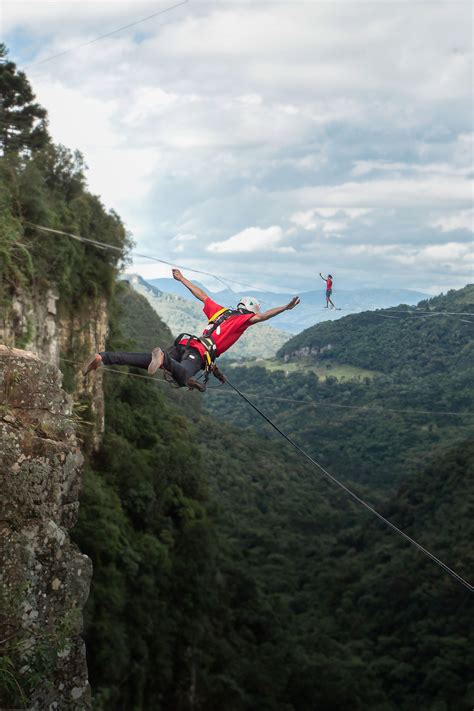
[100,345,204,387]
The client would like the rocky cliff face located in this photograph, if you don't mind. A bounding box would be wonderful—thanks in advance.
[0,346,92,709]
[0,287,108,451]
[282,343,333,362]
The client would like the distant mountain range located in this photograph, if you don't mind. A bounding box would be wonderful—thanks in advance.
[147,277,430,333]
[121,274,291,360]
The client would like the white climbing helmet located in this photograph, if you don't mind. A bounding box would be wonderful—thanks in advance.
[238,296,261,314]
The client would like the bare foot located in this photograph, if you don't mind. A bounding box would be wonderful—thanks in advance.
[148,347,165,375]
[82,353,102,376]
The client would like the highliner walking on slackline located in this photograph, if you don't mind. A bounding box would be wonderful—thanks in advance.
[319,272,340,309]
[83,268,300,392]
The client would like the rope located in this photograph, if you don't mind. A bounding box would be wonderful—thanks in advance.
[223,374,474,593]
[23,222,472,318]
[23,222,273,294]
[374,310,474,318]
[207,389,474,418]
[16,351,471,589]
[59,355,474,418]
[60,353,474,418]
[59,356,170,387]
[23,0,189,70]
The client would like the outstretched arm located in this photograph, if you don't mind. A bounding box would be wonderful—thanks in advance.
[172,269,208,303]
[249,296,300,324]
[319,272,327,282]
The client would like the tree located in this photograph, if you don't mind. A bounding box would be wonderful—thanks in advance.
[0,44,50,154]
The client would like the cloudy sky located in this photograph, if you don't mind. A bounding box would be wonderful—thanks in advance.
[4,0,473,294]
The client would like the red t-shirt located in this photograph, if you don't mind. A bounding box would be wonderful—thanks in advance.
[326,278,333,290]
[179,298,255,359]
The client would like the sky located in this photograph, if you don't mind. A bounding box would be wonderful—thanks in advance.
[3,0,473,294]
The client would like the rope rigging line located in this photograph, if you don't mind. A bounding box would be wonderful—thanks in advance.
[23,222,273,294]
[59,357,170,387]
[223,374,474,593]
[207,389,474,418]
[23,0,189,70]
[16,352,470,589]
[57,357,474,418]
[22,222,473,317]
[59,357,474,418]
[374,309,474,318]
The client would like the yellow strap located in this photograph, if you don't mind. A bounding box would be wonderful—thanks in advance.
[208,307,228,323]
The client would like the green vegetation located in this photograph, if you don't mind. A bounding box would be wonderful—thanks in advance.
[72,284,473,710]
[0,43,49,154]
[0,45,130,316]
[277,285,474,376]
[209,288,474,491]
[2,47,472,710]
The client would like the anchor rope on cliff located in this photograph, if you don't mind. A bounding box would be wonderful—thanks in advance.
[59,358,474,418]
[23,222,474,319]
[24,223,269,295]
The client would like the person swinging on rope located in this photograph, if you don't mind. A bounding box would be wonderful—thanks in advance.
[319,272,337,309]
[83,269,300,392]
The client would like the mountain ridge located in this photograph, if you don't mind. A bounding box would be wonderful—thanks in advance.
[277,284,474,373]
[146,277,431,333]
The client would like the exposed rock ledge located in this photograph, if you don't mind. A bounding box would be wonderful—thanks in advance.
[0,346,92,709]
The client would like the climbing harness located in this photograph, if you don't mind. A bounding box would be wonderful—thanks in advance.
[171,307,250,389]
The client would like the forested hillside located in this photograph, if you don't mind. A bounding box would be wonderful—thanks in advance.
[207,287,474,492]
[278,285,474,373]
[1,46,472,710]
[73,283,473,710]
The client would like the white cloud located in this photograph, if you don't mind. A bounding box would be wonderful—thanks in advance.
[346,244,397,257]
[207,226,286,253]
[421,242,473,264]
[123,87,181,124]
[125,261,171,281]
[322,220,348,234]
[3,0,472,293]
[287,177,472,209]
[32,80,160,207]
[290,207,374,234]
[345,241,473,272]
[173,233,197,242]
[171,232,198,252]
[431,210,474,234]
[352,160,472,178]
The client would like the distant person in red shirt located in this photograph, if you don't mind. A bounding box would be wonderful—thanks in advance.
[319,272,336,309]
[83,269,300,392]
